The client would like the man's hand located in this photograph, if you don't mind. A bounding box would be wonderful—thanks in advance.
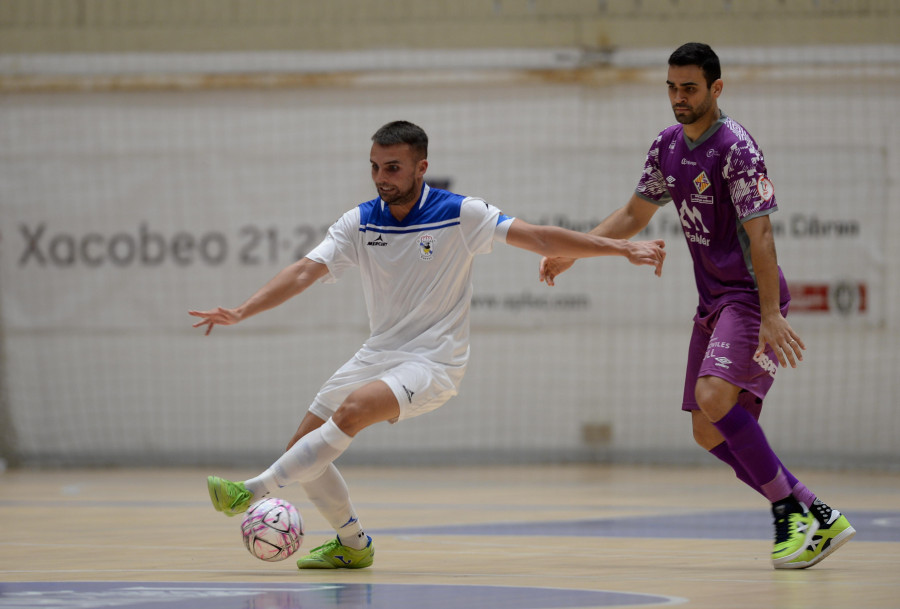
[539,256,576,287]
[625,239,666,277]
[539,238,666,286]
[189,307,241,336]
[757,312,805,368]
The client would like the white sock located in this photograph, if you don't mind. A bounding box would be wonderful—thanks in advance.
[302,464,367,550]
[244,418,353,497]
[338,525,368,550]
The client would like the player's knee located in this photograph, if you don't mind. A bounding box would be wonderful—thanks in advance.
[693,380,715,412]
[331,405,365,437]
[691,413,722,450]
[693,377,736,422]
[332,381,401,436]
[332,390,379,436]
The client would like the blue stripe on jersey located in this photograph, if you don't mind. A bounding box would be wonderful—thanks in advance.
[497,213,511,225]
[358,184,466,234]
[362,220,461,235]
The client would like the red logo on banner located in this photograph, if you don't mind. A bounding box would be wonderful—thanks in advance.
[787,282,867,314]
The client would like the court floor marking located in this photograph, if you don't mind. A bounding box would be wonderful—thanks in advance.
[0,581,689,609]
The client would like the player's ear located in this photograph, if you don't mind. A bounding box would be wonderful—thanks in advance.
[711,78,723,99]
[417,158,428,177]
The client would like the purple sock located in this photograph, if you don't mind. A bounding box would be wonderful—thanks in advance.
[709,443,817,507]
[789,479,817,509]
[709,442,762,493]
[712,405,791,502]
[710,396,817,506]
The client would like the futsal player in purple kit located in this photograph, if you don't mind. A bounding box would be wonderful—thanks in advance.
[539,42,854,569]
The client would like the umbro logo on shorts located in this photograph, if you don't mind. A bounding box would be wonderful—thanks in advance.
[714,356,732,369]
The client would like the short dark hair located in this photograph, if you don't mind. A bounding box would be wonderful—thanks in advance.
[668,42,721,88]
[372,121,428,159]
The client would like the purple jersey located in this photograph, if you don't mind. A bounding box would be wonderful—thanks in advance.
[635,114,789,316]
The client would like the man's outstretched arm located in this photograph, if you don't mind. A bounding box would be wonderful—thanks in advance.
[189,257,330,335]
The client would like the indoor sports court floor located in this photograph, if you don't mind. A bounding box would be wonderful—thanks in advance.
[1,464,898,609]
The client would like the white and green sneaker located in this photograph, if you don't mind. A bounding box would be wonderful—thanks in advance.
[207,475,254,517]
[780,500,856,569]
[296,536,374,570]
[771,501,818,569]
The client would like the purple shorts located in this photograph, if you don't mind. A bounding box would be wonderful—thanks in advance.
[681,301,786,413]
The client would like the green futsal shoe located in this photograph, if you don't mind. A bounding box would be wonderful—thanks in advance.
[771,502,818,569]
[781,502,856,569]
[207,475,254,517]
[296,536,375,569]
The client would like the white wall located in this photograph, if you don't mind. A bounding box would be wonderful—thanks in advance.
[1,50,897,468]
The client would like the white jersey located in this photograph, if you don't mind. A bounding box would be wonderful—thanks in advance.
[306,183,514,367]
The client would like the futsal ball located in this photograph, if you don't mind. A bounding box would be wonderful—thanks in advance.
[240,498,304,562]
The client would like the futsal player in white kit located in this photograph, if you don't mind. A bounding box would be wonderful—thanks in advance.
[191,121,666,569]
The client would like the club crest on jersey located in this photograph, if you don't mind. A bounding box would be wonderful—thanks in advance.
[418,233,435,261]
[693,171,711,195]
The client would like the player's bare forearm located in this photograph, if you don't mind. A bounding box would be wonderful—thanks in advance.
[589,196,659,240]
[235,258,328,318]
[744,216,805,367]
[189,257,328,335]
[539,194,660,286]
[510,221,663,263]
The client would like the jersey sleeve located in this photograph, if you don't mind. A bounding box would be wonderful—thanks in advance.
[635,133,673,205]
[724,139,778,222]
[459,197,514,255]
[305,207,361,283]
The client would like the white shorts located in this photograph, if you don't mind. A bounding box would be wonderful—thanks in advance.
[308,349,465,423]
